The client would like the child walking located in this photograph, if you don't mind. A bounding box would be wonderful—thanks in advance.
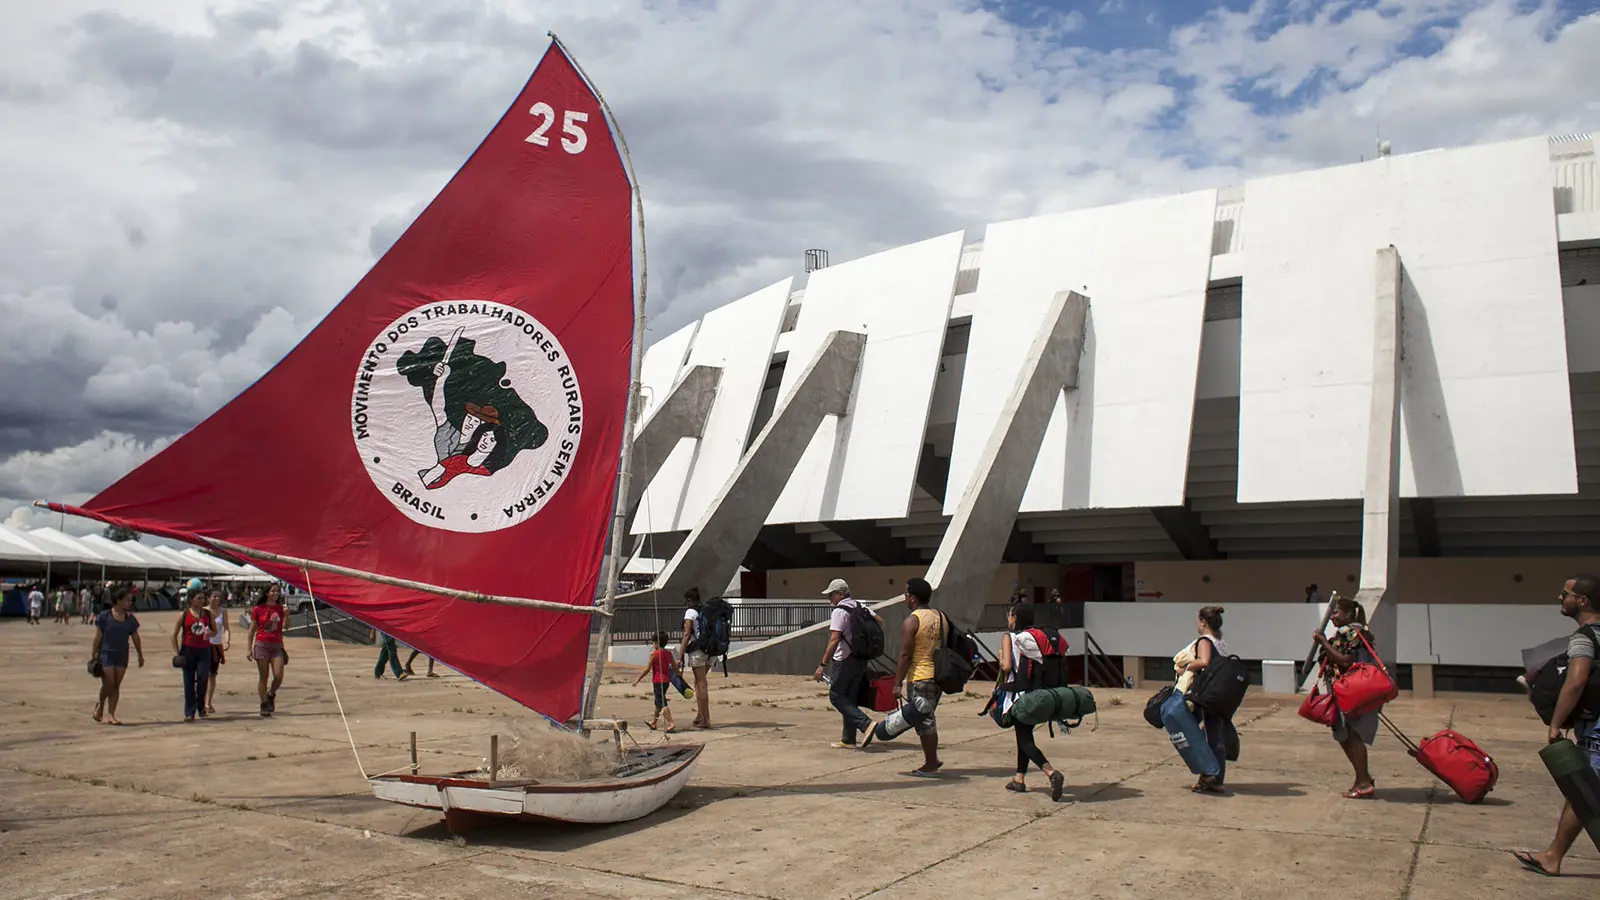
[633,631,678,733]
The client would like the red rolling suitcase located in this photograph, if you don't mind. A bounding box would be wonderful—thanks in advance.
[1380,714,1498,804]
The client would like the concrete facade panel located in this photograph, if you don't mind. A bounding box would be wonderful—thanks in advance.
[628,321,698,535]
[946,191,1217,515]
[671,278,792,530]
[1239,137,1576,502]
[767,232,963,524]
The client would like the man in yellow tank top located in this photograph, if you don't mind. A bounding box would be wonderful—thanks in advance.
[893,577,943,777]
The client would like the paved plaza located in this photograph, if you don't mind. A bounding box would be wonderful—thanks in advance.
[1,611,1596,899]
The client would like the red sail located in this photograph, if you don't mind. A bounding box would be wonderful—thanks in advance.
[73,43,632,722]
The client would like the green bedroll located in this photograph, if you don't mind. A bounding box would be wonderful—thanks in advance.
[1004,685,1097,727]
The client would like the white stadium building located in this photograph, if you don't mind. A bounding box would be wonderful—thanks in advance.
[612,133,1600,692]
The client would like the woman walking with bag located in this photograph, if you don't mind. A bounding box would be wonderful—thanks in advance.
[1313,596,1383,799]
[1175,606,1232,793]
[172,590,214,721]
[90,586,142,724]
[997,603,1065,801]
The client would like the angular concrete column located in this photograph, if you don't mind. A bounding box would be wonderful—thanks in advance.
[726,291,1088,674]
[622,331,865,609]
[1300,247,1402,692]
[924,290,1088,629]
[625,364,723,521]
[1411,663,1435,699]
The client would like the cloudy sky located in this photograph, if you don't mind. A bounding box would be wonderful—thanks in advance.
[1,0,1596,534]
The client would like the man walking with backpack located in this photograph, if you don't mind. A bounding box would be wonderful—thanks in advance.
[814,578,882,749]
[1515,574,1600,878]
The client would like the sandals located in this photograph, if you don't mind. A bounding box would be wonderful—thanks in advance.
[1341,785,1376,800]
[1513,850,1557,877]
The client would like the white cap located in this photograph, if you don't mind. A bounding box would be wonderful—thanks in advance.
[822,578,850,596]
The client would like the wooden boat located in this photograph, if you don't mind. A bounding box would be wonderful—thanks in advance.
[41,35,698,827]
[370,745,702,828]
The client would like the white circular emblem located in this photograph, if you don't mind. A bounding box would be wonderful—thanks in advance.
[351,300,583,533]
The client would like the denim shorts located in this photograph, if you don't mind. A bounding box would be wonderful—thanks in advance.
[99,648,129,669]
[652,682,669,711]
[1580,719,1600,775]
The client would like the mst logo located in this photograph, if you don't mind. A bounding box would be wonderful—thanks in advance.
[351,300,583,533]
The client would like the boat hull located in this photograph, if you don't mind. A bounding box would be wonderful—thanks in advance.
[370,743,701,826]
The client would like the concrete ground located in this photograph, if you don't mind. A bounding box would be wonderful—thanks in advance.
[1,612,1595,899]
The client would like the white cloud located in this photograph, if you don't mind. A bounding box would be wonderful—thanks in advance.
[1,431,174,535]
[0,0,1594,523]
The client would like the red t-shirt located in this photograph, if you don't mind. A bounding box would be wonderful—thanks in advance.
[649,648,673,684]
[182,609,213,649]
[253,604,286,643]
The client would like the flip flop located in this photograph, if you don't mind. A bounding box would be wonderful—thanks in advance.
[1341,786,1376,800]
[1512,850,1557,877]
[904,769,939,778]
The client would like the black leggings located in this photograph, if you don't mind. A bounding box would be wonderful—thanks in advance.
[1015,723,1049,775]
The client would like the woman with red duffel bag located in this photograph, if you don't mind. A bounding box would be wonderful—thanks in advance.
[1312,596,1392,799]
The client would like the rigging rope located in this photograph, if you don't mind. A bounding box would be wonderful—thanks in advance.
[304,567,372,780]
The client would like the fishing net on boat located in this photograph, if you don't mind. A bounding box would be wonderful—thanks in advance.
[482,719,619,782]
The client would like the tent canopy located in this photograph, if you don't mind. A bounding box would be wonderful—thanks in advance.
[0,525,49,564]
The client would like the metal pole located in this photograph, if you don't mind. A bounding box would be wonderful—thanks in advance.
[488,735,499,783]
[409,731,418,775]
[552,31,650,727]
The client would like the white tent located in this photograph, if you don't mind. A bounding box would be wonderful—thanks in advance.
[0,525,49,563]
[142,544,209,573]
[110,540,187,571]
[179,548,247,576]
[77,534,157,568]
[225,563,274,582]
[25,527,115,566]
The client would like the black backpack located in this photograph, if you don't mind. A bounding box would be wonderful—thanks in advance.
[1530,624,1600,728]
[844,601,885,659]
[695,597,735,658]
[1186,638,1250,719]
[931,611,979,695]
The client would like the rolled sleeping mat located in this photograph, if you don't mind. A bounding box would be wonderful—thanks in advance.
[1004,682,1094,723]
[1008,686,1097,727]
[871,701,932,743]
[1539,738,1600,853]
[1161,689,1220,778]
[669,669,694,699]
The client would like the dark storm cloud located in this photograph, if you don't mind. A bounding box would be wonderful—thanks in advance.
[74,12,510,160]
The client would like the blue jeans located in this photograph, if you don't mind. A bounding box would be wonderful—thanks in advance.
[181,646,212,718]
[829,656,872,744]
